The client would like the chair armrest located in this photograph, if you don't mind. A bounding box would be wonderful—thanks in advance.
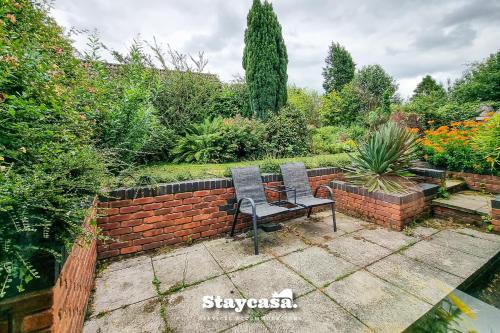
[264,185,296,205]
[313,185,334,200]
[236,197,257,216]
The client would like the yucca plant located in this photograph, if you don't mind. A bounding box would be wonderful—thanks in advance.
[171,117,223,163]
[345,121,419,193]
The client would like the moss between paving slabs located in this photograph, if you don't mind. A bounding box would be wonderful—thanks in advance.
[118,153,350,187]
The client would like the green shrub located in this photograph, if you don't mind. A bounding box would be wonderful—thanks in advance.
[319,82,365,126]
[473,113,500,171]
[153,71,222,133]
[288,86,321,127]
[266,105,311,157]
[0,1,107,297]
[311,126,359,154]
[171,116,267,163]
[209,81,252,118]
[346,122,419,193]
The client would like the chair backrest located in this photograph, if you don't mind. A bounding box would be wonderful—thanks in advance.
[231,166,268,207]
[280,162,312,198]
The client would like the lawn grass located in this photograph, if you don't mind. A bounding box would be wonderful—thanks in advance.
[118,153,351,187]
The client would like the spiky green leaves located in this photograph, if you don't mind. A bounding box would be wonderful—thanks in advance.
[346,122,419,193]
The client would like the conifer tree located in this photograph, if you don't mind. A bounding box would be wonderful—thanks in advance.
[322,42,355,93]
[243,0,288,120]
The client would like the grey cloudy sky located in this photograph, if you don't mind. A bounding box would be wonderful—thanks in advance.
[51,0,500,98]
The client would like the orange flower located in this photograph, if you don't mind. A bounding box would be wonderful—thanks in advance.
[6,14,16,24]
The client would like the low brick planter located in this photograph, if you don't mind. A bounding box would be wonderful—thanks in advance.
[0,204,97,333]
[96,167,344,260]
[331,181,439,230]
[492,195,500,233]
[447,171,500,194]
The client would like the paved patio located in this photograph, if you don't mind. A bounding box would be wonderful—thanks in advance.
[84,212,500,333]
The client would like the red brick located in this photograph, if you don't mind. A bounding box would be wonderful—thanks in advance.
[201,230,218,237]
[99,222,120,231]
[172,205,192,212]
[143,229,164,237]
[175,192,193,199]
[164,225,183,233]
[193,202,210,209]
[174,229,194,237]
[120,245,142,255]
[104,208,120,215]
[96,217,109,224]
[154,208,173,216]
[109,241,131,250]
[144,203,163,210]
[203,195,217,202]
[22,309,52,332]
[142,241,166,251]
[108,214,134,223]
[133,197,155,205]
[131,211,154,219]
[194,190,210,197]
[98,249,120,259]
[184,209,201,217]
[133,224,155,232]
[183,197,202,204]
[174,217,193,224]
[109,200,132,208]
[193,214,211,222]
[109,227,132,236]
[119,205,142,214]
[210,189,226,195]
[182,222,201,229]
[154,194,174,202]
[121,219,143,228]
[163,200,183,208]
[144,215,164,224]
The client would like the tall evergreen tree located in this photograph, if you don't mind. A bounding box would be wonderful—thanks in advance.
[322,42,355,93]
[243,0,288,120]
[412,75,446,100]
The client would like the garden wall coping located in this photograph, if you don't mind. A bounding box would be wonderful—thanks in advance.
[410,167,446,179]
[492,195,500,209]
[331,181,439,205]
[102,167,342,202]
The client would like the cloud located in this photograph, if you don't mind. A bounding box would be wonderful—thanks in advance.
[51,0,500,98]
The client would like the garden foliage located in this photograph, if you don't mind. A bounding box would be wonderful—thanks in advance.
[322,42,355,93]
[243,0,288,120]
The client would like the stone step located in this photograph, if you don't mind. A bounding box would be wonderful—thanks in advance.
[445,179,467,194]
[432,190,494,225]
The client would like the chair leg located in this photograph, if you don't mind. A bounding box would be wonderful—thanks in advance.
[251,212,259,255]
[307,207,313,218]
[331,202,337,232]
[230,210,239,237]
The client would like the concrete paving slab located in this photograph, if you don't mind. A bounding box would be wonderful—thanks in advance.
[259,230,309,257]
[410,226,439,238]
[288,218,346,244]
[83,297,164,333]
[229,260,314,299]
[454,228,500,243]
[366,253,463,304]
[153,246,224,292]
[100,254,152,274]
[223,320,270,333]
[433,192,493,215]
[280,247,358,287]
[151,242,206,261]
[324,270,431,332]
[165,275,248,333]
[263,291,370,333]
[334,213,369,233]
[352,227,417,251]
[325,236,392,267]
[402,240,486,278]
[205,238,273,272]
[91,262,156,314]
[428,229,500,259]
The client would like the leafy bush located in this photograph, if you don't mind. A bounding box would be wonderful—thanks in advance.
[288,86,321,127]
[420,117,499,175]
[319,82,365,126]
[452,51,500,103]
[311,126,360,154]
[209,81,252,118]
[346,122,419,193]
[171,116,267,163]
[266,105,311,157]
[153,70,222,133]
[0,1,107,297]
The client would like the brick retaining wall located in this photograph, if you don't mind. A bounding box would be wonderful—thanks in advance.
[447,171,500,193]
[492,196,500,233]
[332,181,439,231]
[96,168,343,259]
[0,203,97,333]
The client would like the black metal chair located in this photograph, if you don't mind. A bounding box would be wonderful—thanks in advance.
[229,166,293,255]
[280,162,337,232]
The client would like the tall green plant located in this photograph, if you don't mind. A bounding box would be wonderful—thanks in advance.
[346,122,419,193]
[322,42,356,93]
[243,0,288,120]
